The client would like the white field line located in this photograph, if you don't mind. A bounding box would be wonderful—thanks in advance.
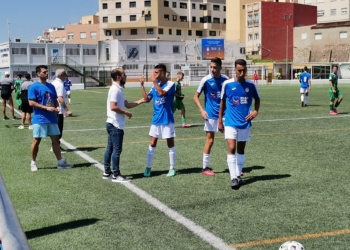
[77,90,104,94]
[9,104,235,250]
[63,114,350,132]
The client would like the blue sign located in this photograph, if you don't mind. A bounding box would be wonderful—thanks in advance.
[201,39,224,60]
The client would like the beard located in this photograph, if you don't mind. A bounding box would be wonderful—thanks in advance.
[120,79,126,88]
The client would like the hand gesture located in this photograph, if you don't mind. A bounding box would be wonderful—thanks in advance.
[125,111,132,119]
[140,75,145,86]
[150,71,157,83]
[245,110,258,122]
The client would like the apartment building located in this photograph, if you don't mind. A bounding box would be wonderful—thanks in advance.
[50,15,100,44]
[99,0,226,41]
[303,0,350,23]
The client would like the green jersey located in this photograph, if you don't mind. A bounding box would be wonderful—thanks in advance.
[174,81,183,100]
[329,73,338,90]
[14,79,24,91]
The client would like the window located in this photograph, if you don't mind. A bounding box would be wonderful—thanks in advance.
[192,16,196,22]
[248,34,252,41]
[164,1,169,7]
[129,1,136,7]
[83,49,96,55]
[88,21,92,24]
[209,31,216,36]
[169,29,172,35]
[180,2,187,9]
[213,5,220,11]
[176,29,181,36]
[312,65,330,79]
[314,33,322,40]
[116,16,122,22]
[158,28,164,34]
[240,47,245,54]
[145,1,151,7]
[202,16,211,23]
[130,15,136,21]
[145,14,151,21]
[199,4,206,10]
[80,32,86,39]
[331,9,336,15]
[164,14,169,21]
[66,48,80,55]
[173,46,180,53]
[149,45,157,53]
[180,16,187,22]
[90,32,97,39]
[68,33,74,40]
[196,30,203,36]
[213,18,220,23]
[317,10,324,16]
[147,28,154,34]
[122,64,139,70]
[224,18,226,24]
[116,2,121,8]
[55,38,60,43]
[340,31,348,38]
[192,3,195,9]
[12,48,27,55]
[172,2,176,8]
[224,6,226,12]
[62,37,66,43]
[115,30,121,36]
[173,15,177,21]
[301,33,307,40]
[254,33,259,40]
[103,16,108,23]
[105,30,112,36]
[131,29,137,35]
[188,30,192,36]
[102,3,108,9]
[341,8,348,15]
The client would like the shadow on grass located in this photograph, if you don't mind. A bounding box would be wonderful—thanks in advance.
[43,162,93,170]
[26,218,99,239]
[74,147,105,152]
[129,167,202,179]
[304,104,321,107]
[244,174,291,185]
[337,112,349,115]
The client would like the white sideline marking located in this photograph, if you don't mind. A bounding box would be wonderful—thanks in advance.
[77,90,104,94]
[9,104,235,250]
[63,114,350,132]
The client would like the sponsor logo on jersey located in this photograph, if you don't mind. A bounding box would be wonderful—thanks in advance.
[233,96,240,105]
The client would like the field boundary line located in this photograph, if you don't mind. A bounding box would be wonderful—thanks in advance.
[8,103,235,250]
[231,228,350,248]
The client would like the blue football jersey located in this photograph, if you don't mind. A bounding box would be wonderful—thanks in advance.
[197,74,229,120]
[299,72,311,88]
[147,81,175,125]
[221,79,260,129]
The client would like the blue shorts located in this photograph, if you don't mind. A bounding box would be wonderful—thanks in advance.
[33,123,60,138]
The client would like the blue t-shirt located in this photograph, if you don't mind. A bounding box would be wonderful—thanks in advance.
[221,79,260,129]
[28,82,58,124]
[147,80,175,125]
[197,74,229,120]
[64,79,71,91]
[299,72,311,88]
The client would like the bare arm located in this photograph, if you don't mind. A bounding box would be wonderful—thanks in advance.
[125,98,144,109]
[28,99,59,113]
[218,99,225,133]
[193,92,208,121]
[329,80,335,92]
[152,80,167,96]
[110,101,132,119]
[246,98,260,121]
[140,76,151,102]
[57,96,69,111]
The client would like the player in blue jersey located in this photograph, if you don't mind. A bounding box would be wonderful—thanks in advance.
[64,77,72,104]
[140,64,177,177]
[218,59,260,190]
[193,57,229,176]
[299,66,311,107]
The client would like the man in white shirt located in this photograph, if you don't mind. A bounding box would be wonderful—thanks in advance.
[103,68,144,182]
[51,69,71,153]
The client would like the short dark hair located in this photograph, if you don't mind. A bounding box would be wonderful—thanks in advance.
[235,59,247,68]
[333,65,339,69]
[155,64,167,73]
[36,65,48,74]
[17,74,22,78]
[304,66,308,71]
[210,57,222,67]
[111,68,123,81]
[24,73,31,80]
[177,71,184,77]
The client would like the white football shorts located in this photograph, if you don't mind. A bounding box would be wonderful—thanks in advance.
[204,119,219,132]
[225,127,251,141]
[149,123,176,139]
[300,88,309,94]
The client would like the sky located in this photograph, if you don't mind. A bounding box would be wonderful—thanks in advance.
[0,0,98,43]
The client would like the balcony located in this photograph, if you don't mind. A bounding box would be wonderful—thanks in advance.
[203,23,212,29]
[203,10,211,16]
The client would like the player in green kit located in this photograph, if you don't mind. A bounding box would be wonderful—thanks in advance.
[14,74,24,109]
[329,65,342,115]
[173,72,190,128]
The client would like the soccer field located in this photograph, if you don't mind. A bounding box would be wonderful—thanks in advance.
[1,84,350,250]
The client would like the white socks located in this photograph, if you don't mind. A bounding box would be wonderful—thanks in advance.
[169,147,176,170]
[301,95,304,102]
[203,153,210,169]
[227,154,239,180]
[68,98,71,103]
[236,154,245,174]
[146,145,155,169]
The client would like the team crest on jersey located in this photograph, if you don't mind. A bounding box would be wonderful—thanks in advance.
[232,96,240,105]
[210,92,216,98]
[245,88,249,93]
